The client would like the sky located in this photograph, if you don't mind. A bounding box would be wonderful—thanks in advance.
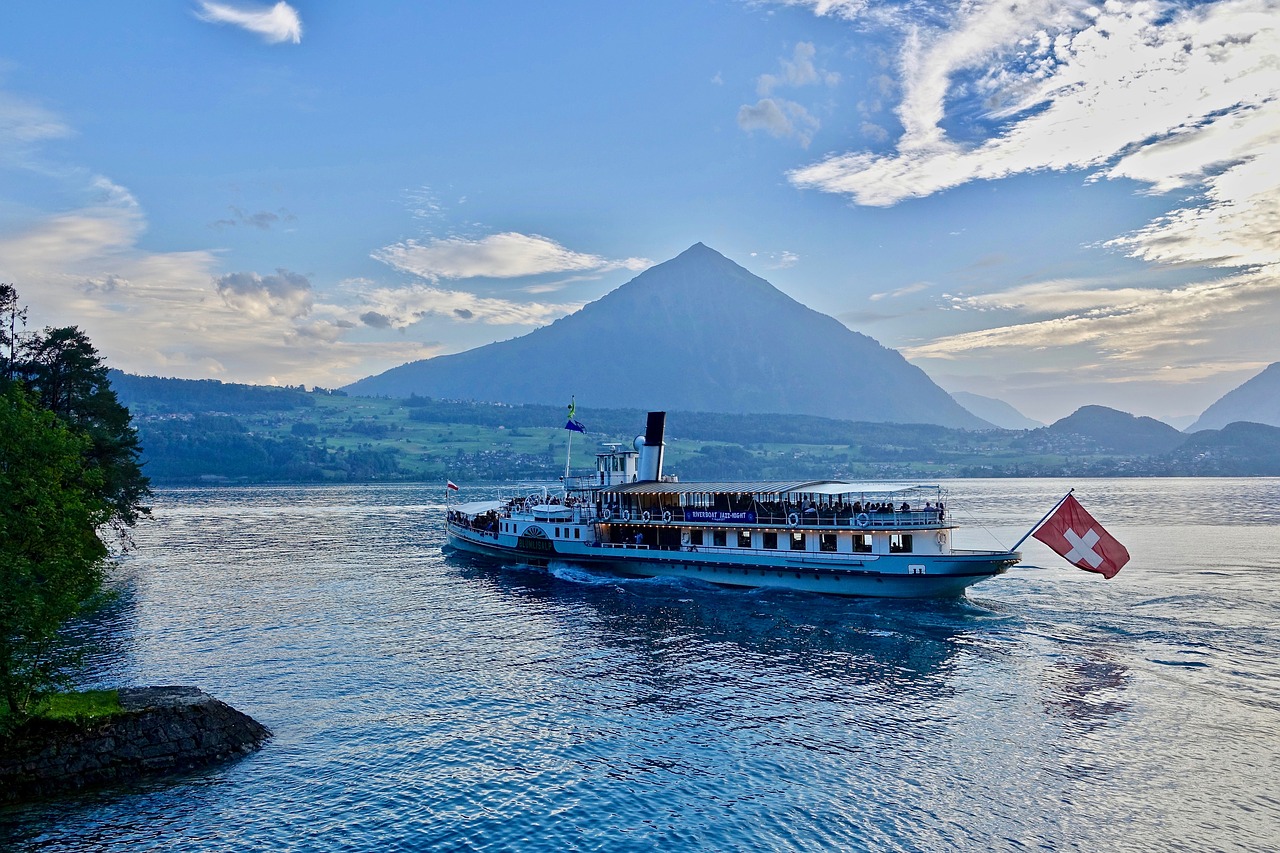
[1,1,1277,426]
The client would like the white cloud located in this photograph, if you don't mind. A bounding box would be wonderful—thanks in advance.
[903,270,1278,362]
[738,98,821,146]
[776,0,1280,403]
[373,232,649,281]
[758,42,841,95]
[215,268,313,319]
[788,1,1280,219]
[195,1,302,44]
[349,281,581,329]
[0,91,72,164]
[740,41,838,147]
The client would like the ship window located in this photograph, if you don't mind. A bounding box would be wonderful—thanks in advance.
[820,533,837,552]
[690,529,703,546]
[890,534,913,553]
[763,531,778,549]
[574,528,580,539]
[853,534,871,553]
[738,530,751,548]
[713,530,727,547]
[790,532,806,551]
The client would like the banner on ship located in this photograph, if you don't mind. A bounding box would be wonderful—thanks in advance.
[684,510,757,523]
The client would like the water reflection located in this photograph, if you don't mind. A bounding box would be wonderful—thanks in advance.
[445,551,990,705]
[1040,651,1131,732]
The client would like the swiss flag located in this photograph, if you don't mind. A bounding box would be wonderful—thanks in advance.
[1032,494,1130,579]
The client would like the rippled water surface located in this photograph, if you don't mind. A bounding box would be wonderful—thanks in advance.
[4,479,1279,851]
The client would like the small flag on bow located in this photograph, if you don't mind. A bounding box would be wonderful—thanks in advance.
[446,480,459,491]
[1032,493,1129,579]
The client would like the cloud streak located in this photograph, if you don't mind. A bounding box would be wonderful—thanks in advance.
[373,232,649,282]
[195,1,302,44]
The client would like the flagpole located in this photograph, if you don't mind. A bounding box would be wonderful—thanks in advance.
[564,428,574,481]
[1010,488,1074,552]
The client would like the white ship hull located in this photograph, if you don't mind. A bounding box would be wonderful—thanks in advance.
[446,524,1016,599]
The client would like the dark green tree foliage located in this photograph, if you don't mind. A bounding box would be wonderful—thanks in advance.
[0,386,112,717]
[12,327,150,536]
[0,288,150,722]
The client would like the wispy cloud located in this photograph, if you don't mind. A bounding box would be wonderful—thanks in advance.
[870,281,928,301]
[210,205,296,230]
[777,0,1280,399]
[757,42,840,95]
[903,272,1278,362]
[195,1,302,44]
[739,42,839,147]
[373,232,649,281]
[349,281,581,329]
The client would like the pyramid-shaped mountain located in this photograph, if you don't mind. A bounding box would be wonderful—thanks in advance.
[345,243,990,429]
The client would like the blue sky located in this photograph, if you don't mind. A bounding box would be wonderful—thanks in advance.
[2,1,1276,425]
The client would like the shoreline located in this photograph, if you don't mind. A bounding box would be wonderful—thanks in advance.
[0,686,270,804]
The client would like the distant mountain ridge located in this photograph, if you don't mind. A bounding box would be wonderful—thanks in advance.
[951,391,1043,430]
[347,243,991,429]
[1045,405,1185,454]
[1190,362,1280,432]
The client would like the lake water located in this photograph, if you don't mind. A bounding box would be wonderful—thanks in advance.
[3,478,1279,852]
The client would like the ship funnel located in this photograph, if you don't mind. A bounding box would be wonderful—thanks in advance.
[635,411,666,481]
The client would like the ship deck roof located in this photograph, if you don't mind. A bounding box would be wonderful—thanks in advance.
[600,480,936,497]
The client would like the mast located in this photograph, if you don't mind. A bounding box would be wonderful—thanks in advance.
[1010,489,1073,552]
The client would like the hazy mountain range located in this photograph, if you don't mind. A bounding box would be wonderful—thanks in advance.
[347,243,992,430]
[950,392,1043,430]
[1188,362,1280,432]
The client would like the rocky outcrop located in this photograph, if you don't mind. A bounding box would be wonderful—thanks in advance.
[0,686,270,803]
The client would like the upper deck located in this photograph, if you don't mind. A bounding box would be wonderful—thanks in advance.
[566,478,949,530]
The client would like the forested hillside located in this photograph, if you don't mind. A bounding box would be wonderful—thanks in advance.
[110,375,1280,483]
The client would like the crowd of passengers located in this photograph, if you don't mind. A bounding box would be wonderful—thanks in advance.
[690,498,946,522]
[447,508,502,534]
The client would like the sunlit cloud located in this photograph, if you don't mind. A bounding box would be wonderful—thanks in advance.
[195,1,302,44]
[348,281,581,329]
[903,271,1277,362]
[215,268,313,320]
[373,231,649,281]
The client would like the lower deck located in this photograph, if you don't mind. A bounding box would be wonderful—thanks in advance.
[446,522,1018,598]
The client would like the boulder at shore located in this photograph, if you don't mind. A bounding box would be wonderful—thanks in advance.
[0,686,271,803]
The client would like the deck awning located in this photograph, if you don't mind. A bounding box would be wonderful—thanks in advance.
[601,480,935,497]
[451,500,505,516]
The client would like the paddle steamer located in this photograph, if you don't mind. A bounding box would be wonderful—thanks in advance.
[446,412,1020,597]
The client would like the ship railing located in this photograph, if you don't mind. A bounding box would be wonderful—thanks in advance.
[593,542,651,551]
[676,545,875,561]
[596,509,945,528]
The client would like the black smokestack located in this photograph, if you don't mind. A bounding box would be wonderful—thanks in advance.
[645,411,666,446]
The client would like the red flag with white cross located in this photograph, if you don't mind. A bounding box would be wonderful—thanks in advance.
[1032,493,1130,579]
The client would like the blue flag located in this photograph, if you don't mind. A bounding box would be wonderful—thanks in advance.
[565,396,585,432]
